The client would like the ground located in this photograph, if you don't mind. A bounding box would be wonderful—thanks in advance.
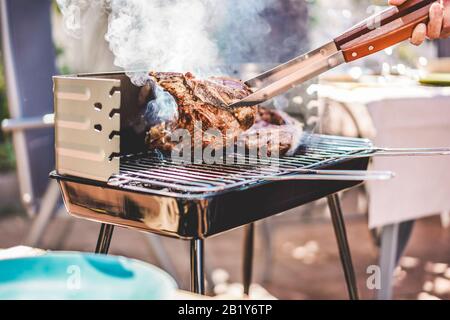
[0,207,448,300]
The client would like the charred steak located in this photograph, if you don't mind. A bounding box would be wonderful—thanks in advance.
[143,72,303,156]
[144,72,257,152]
[242,107,305,156]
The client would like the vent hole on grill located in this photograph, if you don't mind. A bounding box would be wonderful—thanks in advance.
[108,152,120,161]
[109,131,120,140]
[109,87,120,97]
[94,124,102,132]
[109,109,120,118]
[94,102,102,111]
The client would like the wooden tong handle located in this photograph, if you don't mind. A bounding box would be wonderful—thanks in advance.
[334,0,436,62]
[335,0,435,48]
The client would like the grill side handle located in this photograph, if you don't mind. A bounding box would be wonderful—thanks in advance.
[249,170,395,182]
[53,75,121,182]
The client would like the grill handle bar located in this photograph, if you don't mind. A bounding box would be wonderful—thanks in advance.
[332,147,450,159]
[283,168,383,175]
[251,170,394,182]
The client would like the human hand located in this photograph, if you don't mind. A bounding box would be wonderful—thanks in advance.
[389,0,450,45]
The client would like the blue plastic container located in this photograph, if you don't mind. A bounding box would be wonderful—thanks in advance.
[0,252,177,300]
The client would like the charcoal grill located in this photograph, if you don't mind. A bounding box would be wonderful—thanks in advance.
[51,135,372,237]
[51,72,375,299]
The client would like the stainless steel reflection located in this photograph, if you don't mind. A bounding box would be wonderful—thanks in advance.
[59,180,186,236]
[228,42,344,108]
[245,42,340,89]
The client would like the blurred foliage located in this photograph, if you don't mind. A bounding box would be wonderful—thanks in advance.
[52,7,72,75]
[0,141,15,172]
[52,0,61,14]
[55,44,72,75]
[0,63,8,127]
[0,57,16,172]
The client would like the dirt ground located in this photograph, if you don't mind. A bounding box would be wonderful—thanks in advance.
[0,206,448,300]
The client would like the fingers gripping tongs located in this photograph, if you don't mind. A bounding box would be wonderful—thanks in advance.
[228,0,437,108]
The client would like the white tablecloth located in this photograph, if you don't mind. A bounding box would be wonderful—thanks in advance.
[319,82,450,228]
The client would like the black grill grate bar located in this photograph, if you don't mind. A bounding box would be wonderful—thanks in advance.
[109,135,373,197]
[120,163,239,185]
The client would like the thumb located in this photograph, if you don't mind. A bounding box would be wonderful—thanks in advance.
[389,0,409,6]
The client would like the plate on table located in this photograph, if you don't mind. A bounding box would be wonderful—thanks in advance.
[0,252,177,300]
[419,73,450,86]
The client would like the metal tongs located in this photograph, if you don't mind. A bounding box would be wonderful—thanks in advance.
[332,147,450,159]
[251,169,395,182]
[229,0,437,108]
[246,146,450,182]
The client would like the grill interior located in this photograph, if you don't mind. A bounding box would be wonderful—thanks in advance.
[107,135,372,199]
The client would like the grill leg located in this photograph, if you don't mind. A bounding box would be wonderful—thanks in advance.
[261,220,273,283]
[377,223,399,300]
[190,239,205,294]
[377,221,414,300]
[95,223,114,254]
[243,222,255,296]
[327,194,359,300]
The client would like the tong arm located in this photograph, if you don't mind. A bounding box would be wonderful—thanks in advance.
[331,147,450,159]
[251,170,394,182]
[335,0,437,62]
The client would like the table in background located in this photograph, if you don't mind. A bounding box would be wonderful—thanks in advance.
[319,81,450,299]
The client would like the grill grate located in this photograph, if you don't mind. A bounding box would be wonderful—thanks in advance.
[107,135,372,198]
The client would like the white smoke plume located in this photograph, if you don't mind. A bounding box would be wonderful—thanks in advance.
[57,0,276,85]
[106,0,219,84]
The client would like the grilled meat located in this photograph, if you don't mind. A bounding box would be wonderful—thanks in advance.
[143,72,303,157]
[242,107,304,156]
[144,72,257,152]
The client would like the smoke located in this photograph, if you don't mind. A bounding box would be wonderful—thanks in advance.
[106,0,221,85]
[205,0,273,64]
[144,83,179,127]
[56,0,279,85]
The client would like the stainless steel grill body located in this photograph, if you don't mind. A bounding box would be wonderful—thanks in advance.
[51,135,372,239]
